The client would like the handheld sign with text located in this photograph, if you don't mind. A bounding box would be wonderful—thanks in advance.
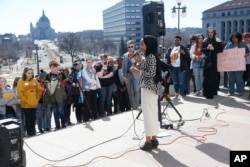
[217,48,246,72]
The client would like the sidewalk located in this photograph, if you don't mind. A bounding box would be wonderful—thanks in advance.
[22,89,250,167]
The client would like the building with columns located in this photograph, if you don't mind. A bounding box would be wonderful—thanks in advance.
[30,10,56,40]
[202,0,250,42]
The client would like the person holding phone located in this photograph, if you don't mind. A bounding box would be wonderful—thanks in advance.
[96,54,114,116]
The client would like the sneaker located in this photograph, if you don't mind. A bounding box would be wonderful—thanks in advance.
[45,128,51,132]
[236,92,243,96]
[228,93,234,96]
[174,93,179,99]
[194,91,200,96]
[179,94,186,99]
[39,129,44,134]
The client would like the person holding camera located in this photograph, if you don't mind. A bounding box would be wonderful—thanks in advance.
[69,59,85,123]
[96,54,114,116]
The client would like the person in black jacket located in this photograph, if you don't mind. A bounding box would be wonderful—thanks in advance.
[166,35,190,98]
[203,27,223,99]
[96,54,114,116]
[113,57,131,112]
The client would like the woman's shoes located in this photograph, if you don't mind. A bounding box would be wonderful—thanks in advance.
[140,139,159,151]
[151,139,159,148]
[140,142,153,151]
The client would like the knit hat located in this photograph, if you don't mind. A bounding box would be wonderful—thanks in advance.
[39,70,47,80]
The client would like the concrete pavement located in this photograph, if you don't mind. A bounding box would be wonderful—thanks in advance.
[22,87,250,167]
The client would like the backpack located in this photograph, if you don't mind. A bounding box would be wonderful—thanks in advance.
[154,54,172,84]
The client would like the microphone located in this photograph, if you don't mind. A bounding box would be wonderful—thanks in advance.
[130,51,140,59]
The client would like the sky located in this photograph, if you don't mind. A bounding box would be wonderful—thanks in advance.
[0,0,229,36]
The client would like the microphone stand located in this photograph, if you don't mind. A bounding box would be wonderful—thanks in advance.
[72,71,94,121]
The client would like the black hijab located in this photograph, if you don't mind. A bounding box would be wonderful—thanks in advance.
[143,35,158,57]
[143,35,163,84]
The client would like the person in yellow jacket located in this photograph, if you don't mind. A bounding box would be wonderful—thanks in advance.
[17,67,42,136]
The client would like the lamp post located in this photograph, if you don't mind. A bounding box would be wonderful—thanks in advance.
[171,0,187,34]
[35,44,39,74]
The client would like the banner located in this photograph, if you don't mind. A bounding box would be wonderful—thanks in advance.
[217,48,246,72]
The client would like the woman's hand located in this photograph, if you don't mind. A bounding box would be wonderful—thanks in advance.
[134,52,142,63]
[129,66,141,75]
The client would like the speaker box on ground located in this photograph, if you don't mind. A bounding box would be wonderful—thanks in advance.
[142,1,166,37]
[0,118,26,167]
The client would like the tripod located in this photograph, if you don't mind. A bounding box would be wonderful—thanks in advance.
[158,93,184,129]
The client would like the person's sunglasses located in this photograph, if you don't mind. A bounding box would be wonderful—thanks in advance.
[128,46,134,48]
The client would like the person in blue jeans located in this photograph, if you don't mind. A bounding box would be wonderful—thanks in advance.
[96,54,114,116]
[166,36,190,98]
[36,71,51,133]
[44,60,67,130]
[190,34,206,96]
[122,40,141,110]
[224,32,249,96]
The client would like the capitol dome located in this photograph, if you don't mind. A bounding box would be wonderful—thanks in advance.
[30,10,56,40]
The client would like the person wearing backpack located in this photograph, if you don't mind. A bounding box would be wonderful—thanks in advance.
[130,35,164,151]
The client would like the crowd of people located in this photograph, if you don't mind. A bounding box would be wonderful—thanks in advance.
[166,28,250,100]
[0,39,140,137]
[0,28,249,151]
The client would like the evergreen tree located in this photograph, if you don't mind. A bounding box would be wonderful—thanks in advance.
[119,36,127,57]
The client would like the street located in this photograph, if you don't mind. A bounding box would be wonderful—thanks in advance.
[0,40,73,85]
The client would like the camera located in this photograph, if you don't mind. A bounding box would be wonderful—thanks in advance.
[201,48,207,52]
[71,66,79,72]
[68,64,80,83]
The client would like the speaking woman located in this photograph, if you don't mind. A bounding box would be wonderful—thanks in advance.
[130,35,163,151]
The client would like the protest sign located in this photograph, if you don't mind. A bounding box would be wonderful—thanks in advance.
[217,48,246,72]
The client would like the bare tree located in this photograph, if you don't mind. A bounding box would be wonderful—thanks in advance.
[0,41,21,66]
[102,39,116,56]
[58,32,82,64]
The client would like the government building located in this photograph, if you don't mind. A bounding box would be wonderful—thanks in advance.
[30,10,56,40]
[202,0,250,42]
[103,0,145,54]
